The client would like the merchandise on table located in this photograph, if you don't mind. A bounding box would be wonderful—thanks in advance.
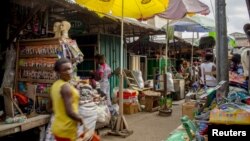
[209,105,250,125]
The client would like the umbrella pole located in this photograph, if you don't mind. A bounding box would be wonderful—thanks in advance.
[166,20,169,73]
[191,31,194,80]
[109,0,133,137]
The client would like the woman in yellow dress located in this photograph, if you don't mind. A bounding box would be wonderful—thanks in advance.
[50,58,83,141]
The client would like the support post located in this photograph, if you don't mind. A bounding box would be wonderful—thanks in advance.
[215,0,229,95]
[109,0,133,137]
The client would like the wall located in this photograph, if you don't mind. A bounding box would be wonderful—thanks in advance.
[99,34,127,97]
[236,38,249,47]
[74,34,127,97]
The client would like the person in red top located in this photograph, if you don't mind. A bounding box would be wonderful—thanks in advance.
[93,54,112,105]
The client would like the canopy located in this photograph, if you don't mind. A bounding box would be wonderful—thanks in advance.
[168,15,215,32]
[158,0,210,20]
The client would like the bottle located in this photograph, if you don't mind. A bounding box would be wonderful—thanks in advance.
[181,116,197,140]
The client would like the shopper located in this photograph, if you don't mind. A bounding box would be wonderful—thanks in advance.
[241,23,250,77]
[199,53,216,87]
[50,58,83,141]
[230,54,243,75]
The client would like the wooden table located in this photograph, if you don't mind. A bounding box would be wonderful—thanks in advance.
[0,114,50,137]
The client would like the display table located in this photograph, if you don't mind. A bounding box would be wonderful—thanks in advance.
[0,114,50,137]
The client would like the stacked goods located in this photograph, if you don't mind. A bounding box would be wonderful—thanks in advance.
[116,89,139,114]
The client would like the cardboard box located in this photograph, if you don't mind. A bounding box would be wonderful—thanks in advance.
[123,103,139,115]
[182,101,196,119]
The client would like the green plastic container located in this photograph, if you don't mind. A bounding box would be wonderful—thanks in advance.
[166,130,189,141]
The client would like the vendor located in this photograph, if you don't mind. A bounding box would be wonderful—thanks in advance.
[50,58,83,141]
[93,54,112,106]
[229,53,247,89]
[180,61,190,78]
[230,54,243,75]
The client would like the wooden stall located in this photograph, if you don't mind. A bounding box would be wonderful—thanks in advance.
[0,0,165,138]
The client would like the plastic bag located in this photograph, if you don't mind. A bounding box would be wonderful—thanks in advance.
[158,73,174,92]
[0,46,16,95]
[78,102,98,133]
[166,72,175,92]
[96,104,111,124]
[132,70,144,88]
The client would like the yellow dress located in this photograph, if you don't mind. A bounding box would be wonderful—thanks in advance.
[51,79,80,141]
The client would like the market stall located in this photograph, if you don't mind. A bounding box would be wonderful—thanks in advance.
[0,0,166,139]
[165,48,250,140]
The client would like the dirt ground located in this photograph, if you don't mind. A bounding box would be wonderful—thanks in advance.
[102,100,183,141]
[0,101,183,141]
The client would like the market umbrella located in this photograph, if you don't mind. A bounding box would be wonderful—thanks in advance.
[158,0,210,20]
[76,0,169,19]
[167,15,215,69]
[169,15,215,32]
[76,0,169,136]
[147,0,210,81]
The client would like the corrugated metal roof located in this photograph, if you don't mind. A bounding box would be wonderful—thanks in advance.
[230,32,247,39]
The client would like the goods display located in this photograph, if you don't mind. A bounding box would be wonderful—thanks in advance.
[15,37,83,114]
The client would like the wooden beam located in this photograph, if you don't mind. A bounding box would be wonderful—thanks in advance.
[7,4,45,45]
[0,115,50,137]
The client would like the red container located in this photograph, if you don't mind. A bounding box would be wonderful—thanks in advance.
[117,90,137,99]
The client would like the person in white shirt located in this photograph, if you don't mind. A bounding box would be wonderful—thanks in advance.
[199,53,216,87]
[241,23,250,77]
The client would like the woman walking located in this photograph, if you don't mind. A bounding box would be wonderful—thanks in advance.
[50,58,83,141]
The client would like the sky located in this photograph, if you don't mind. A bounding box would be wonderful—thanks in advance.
[182,0,249,38]
[202,0,249,34]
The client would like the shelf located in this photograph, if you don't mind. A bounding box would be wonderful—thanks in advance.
[19,78,55,83]
[19,54,58,58]
[36,93,49,98]
[19,38,61,46]
[19,67,54,71]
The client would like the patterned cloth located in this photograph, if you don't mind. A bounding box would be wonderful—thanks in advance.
[45,116,55,141]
